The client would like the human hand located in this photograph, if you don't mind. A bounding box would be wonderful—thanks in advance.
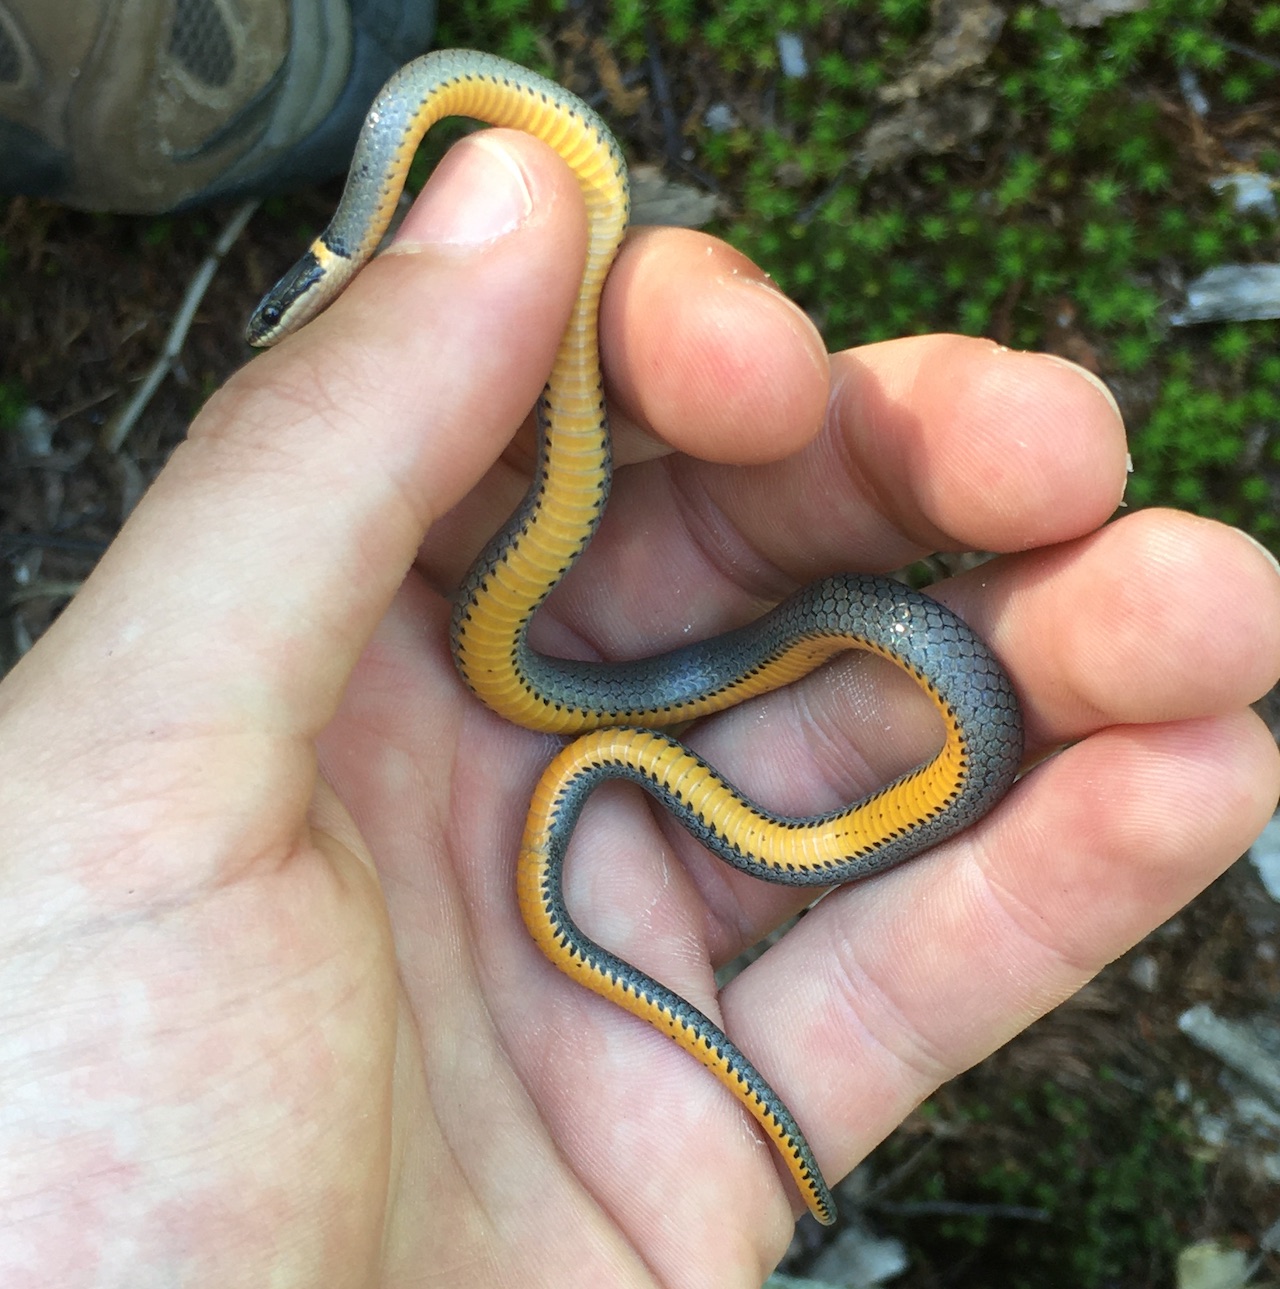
[1,129,1277,1287]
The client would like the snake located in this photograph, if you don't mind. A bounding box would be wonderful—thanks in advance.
[247,48,1024,1227]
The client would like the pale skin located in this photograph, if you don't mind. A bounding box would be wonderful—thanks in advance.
[2,129,1278,1288]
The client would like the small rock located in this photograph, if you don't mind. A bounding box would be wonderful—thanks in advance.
[16,405,55,457]
[859,91,994,172]
[1178,1003,1280,1104]
[1262,1216,1280,1253]
[628,164,721,228]
[1180,67,1210,117]
[807,1220,909,1287]
[1042,0,1149,26]
[1176,1241,1252,1289]
[765,1275,844,1289]
[1211,172,1278,219]
[880,0,1004,103]
[1171,264,1280,325]
[1128,953,1160,991]
[777,32,808,79]
[1249,812,1280,902]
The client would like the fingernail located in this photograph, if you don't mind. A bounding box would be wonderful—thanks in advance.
[731,273,825,340]
[1036,352,1125,423]
[391,134,534,249]
[1232,525,1280,581]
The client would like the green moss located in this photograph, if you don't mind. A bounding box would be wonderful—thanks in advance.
[873,1075,1208,1287]
[0,381,25,431]
[442,0,1275,544]
[436,0,562,68]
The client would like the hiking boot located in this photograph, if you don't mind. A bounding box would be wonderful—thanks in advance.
[0,0,436,212]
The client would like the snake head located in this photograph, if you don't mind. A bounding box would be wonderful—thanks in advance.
[246,243,348,346]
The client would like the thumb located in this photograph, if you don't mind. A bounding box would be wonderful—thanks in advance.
[8,131,587,749]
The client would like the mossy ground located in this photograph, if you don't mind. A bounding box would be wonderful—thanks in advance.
[441,0,1280,541]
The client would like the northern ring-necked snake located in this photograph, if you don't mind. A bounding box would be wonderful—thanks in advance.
[247,49,1024,1227]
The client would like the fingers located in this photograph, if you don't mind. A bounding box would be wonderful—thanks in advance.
[601,267,1129,574]
[664,335,1129,583]
[9,131,588,744]
[480,327,1129,673]
[933,507,1280,747]
[824,339,1130,554]
[415,224,834,588]
[599,227,831,466]
[421,228,1128,606]
[634,505,1280,966]
[719,705,1278,1178]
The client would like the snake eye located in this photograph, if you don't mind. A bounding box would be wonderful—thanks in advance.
[245,301,282,346]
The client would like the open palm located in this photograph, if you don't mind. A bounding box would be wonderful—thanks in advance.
[2,132,1277,1288]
